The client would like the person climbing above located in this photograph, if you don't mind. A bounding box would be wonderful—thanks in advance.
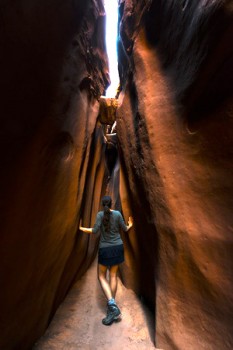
[103,121,118,179]
[79,195,133,326]
[104,121,117,144]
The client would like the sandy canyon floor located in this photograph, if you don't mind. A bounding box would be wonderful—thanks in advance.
[34,259,156,350]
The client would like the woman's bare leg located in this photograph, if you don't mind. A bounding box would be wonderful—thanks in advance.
[98,264,112,300]
[109,265,119,298]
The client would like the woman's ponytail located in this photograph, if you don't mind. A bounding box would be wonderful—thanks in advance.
[102,196,112,233]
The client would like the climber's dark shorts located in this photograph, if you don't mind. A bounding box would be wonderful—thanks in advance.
[98,244,124,266]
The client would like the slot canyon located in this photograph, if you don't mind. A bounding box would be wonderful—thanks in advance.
[0,0,233,349]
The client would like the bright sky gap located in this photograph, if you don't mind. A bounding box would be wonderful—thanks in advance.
[104,0,119,97]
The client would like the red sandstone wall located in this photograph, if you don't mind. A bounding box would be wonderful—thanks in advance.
[117,1,233,349]
[0,1,108,349]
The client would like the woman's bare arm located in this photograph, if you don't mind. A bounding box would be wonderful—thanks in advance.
[79,213,102,234]
[79,220,93,234]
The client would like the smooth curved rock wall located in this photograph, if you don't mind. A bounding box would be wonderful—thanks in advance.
[0,1,108,349]
[117,1,233,349]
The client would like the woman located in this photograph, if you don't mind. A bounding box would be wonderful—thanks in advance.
[79,195,133,325]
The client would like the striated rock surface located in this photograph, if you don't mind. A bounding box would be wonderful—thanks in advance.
[0,1,109,349]
[117,0,233,349]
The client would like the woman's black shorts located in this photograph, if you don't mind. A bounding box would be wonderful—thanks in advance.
[98,244,124,266]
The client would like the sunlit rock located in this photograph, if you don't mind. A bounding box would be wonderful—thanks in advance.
[117,1,233,349]
[99,96,118,124]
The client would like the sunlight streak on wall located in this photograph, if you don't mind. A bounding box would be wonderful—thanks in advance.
[104,0,119,97]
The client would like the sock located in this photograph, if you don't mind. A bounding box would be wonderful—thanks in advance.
[108,298,116,305]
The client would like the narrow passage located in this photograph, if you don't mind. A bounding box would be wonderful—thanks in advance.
[33,259,156,349]
[34,2,156,347]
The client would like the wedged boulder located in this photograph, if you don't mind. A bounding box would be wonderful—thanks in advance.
[0,1,109,349]
[99,96,118,124]
[117,1,233,349]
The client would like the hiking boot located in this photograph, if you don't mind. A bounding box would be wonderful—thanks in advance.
[102,304,121,326]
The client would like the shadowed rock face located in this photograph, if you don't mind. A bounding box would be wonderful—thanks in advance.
[0,1,109,349]
[117,0,233,349]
